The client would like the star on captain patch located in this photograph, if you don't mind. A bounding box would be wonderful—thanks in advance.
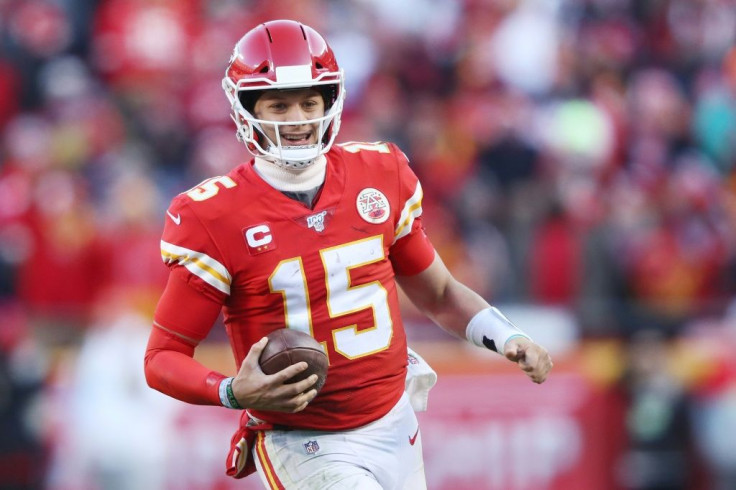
[303,440,320,454]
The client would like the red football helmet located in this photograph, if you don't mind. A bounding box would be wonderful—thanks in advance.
[222,20,345,169]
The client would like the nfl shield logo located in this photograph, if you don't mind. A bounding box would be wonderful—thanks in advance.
[303,440,320,454]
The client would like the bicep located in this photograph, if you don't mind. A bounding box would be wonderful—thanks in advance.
[395,254,454,312]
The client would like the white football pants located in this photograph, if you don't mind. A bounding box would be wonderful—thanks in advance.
[254,392,427,489]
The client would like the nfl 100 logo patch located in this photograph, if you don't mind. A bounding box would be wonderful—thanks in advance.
[303,440,320,454]
[294,209,334,233]
[306,210,328,232]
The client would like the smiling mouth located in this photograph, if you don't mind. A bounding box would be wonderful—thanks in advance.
[280,132,314,145]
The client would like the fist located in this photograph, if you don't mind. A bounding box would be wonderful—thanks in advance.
[504,337,553,384]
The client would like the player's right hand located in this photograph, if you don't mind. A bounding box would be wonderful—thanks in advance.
[230,337,319,412]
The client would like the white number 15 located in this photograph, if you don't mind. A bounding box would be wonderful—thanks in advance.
[268,236,393,361]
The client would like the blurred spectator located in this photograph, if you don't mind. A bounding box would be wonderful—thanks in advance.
[45,290,179,490]
[685,309,736,490]
[0,302,49,488]
[15,169,108,339]
[616,329,696,490]
[0,62,20,131]
[529,203,582,306]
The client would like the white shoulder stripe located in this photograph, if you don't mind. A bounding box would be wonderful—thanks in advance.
[160,240,232,295]
[393,182,423,244]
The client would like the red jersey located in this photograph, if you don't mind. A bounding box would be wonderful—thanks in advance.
[157,142,434,430]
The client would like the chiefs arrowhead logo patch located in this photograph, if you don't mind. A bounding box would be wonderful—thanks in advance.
[356,188,390,224]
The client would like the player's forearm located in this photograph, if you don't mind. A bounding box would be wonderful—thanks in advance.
[397,255,489,339]
[397,255,532,353]
[421,278,490,339]
[144,327,226,405]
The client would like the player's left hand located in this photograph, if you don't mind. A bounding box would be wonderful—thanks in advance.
[504,337,553,384]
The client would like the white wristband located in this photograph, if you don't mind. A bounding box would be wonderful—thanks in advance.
[465,307,531,354]
[219,377,241,409]
[219,377,231,407]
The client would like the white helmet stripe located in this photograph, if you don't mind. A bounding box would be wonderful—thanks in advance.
[275,65,313,83]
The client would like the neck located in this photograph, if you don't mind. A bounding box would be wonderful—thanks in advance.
[253,155,326,191]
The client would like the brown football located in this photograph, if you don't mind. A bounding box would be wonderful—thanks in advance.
[259,328,328,393]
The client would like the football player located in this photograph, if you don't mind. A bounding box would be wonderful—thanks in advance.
[144,19,552,490]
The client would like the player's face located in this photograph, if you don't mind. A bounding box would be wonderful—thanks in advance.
[253,89,325,147]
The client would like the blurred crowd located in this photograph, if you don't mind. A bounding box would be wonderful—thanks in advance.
[1,0,736,488]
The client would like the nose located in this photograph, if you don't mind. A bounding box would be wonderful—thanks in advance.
[284,104,311,125]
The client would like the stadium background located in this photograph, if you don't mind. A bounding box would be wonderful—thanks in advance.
[1,0,735,488]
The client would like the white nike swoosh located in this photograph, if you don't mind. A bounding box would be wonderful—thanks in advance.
[166,210,181,225]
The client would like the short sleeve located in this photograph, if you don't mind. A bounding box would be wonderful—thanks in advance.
[160,197,231,303]
[388,145,436,275]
